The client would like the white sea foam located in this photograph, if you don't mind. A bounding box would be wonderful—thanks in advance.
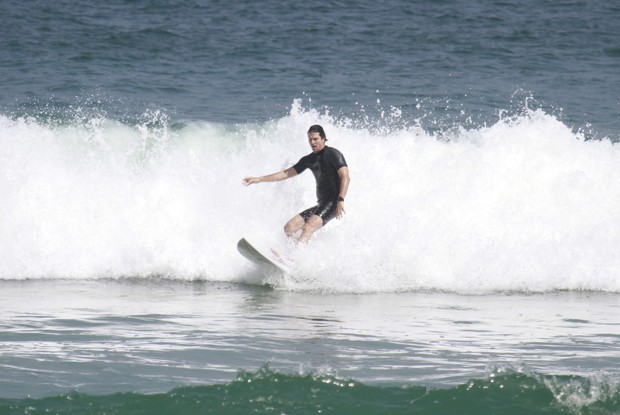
[1,102,619,293]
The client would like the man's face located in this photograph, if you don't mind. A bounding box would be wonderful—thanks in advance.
[308,131,326,153]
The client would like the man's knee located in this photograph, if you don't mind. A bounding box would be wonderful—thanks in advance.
[284,215,304,236]
[284,222,295,236]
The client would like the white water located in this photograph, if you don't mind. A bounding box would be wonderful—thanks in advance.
[1,102,619,293]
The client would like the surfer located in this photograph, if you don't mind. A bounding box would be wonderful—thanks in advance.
[242,124,350,243]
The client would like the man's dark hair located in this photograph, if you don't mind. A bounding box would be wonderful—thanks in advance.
[307,124,327,141]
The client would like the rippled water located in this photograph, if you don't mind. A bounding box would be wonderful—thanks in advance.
[1,279,618,399]
[1,0,619,135]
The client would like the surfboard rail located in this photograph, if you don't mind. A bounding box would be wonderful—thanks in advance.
[237,237,289,274]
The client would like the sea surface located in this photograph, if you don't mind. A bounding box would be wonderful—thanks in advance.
[1,0,620,413]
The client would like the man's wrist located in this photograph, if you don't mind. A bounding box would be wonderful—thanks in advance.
[337,196,345,202]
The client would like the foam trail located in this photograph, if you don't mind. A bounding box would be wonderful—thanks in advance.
[1,103,619,293]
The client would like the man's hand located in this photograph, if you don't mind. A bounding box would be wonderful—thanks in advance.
[336,201,345,219]
[242,176,261,186]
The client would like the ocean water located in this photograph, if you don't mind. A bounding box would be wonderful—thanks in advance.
[1,0,620,413]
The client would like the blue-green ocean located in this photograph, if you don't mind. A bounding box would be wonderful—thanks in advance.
[1,0,620,414]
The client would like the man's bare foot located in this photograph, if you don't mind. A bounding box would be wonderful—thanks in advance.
[271,248,292,264]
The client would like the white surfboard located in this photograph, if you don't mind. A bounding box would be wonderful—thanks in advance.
[237,237,289,274]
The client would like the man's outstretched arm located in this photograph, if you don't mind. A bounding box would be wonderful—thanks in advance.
[242,167,297,186]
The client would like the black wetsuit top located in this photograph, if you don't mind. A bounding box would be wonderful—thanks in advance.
[292,146,348,223]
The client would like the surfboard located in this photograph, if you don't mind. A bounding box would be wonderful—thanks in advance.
[237,237,289,274]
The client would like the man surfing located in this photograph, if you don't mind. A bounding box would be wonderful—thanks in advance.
[243,124,350,243]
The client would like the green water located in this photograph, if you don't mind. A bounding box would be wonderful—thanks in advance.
[2,367,618,415]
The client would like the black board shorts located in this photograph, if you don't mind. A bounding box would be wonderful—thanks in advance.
[298,200,338,225]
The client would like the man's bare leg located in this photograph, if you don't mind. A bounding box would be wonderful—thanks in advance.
[283,214,323,243]
[284,215,305,238]
[298,215,323,243]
